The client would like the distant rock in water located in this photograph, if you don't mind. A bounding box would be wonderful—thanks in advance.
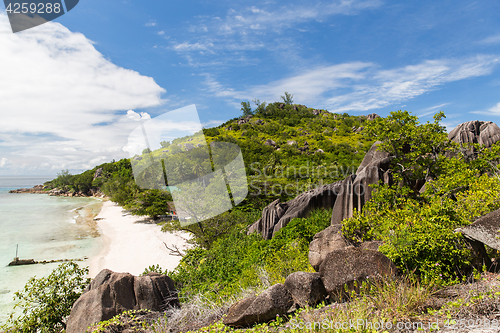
[66,269,179,333]
[448,120,500,148]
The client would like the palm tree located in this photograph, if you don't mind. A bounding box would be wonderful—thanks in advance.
[174,160,189,182]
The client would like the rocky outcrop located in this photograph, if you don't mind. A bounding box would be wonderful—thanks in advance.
[248,182,342,240]
[93,168,103,181]
[448,120,500,148]
[284,272,327,307]
[331,142,392,225]
[308,224,349,271]
[238,115,253,125]
[366,113,380,121]
[223,284,293,327]
[9,186,105,198]
[249,142,393,239]
[66,270,179,333]
[319,247,396,301]
[248,199,289,239]
[454,208,500,268]
[458,209,500,251]
[264,139,277,147]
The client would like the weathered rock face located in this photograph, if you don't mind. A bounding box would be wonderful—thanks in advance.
[359,241,383,251]
[223,284,293,327]
[331,142,392,225]
[249,142,393,240]
[308,225,349,271]
[366,113,380,121]
[319,247,396,301]
[93,168,103,181]
[448,120,500,148]
[247,199,289,240]
[460,209,500,249]
[66,270,179,333]
[248,182,342,240]
[284,272,327,307]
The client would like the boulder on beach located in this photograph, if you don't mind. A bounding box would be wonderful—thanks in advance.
[66,269,179,333]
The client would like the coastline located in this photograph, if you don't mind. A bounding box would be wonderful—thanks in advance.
[89,200,189,277]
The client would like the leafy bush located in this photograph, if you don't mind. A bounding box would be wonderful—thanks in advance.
[340,111,500,285]
[2,262,90,332]
[171,208,331,302]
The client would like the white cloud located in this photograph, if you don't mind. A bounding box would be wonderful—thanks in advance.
[126,110,152,121]
[170,0,382,56]
[417,103,451,118]
[205,55,499,113]
[479,34,500,45]
[145,20,157,27]
[0,13,166,174]
[489,103,500,114]
[173,42,214,51]
[473,102,500,116]
[216,0,382,36]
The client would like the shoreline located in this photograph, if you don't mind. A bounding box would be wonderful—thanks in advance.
[89,201,189,277]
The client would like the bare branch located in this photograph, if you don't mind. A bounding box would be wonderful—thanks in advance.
[163,242,185,257]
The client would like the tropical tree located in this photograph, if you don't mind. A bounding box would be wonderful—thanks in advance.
[240,101,253,116]
[281,91,294,105]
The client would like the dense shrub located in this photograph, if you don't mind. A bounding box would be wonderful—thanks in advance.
[170,208,332,302]
[343,112,500,285]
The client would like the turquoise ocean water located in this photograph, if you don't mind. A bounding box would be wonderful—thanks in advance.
[0,177,102,325]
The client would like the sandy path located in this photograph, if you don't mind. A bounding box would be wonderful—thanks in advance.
[89,200,190,277]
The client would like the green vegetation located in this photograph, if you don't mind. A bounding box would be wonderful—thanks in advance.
[2,262,90,332]
[342,111,500,286]
[12,101,500,332]
[44,100,373,220]
[171,208,332,302]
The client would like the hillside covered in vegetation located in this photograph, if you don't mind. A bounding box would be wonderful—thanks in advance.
[6,98,500,333]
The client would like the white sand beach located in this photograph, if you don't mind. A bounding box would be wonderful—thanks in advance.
[89,200,190,277]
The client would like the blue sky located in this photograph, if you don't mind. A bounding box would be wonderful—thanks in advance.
[1,0,500,175]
